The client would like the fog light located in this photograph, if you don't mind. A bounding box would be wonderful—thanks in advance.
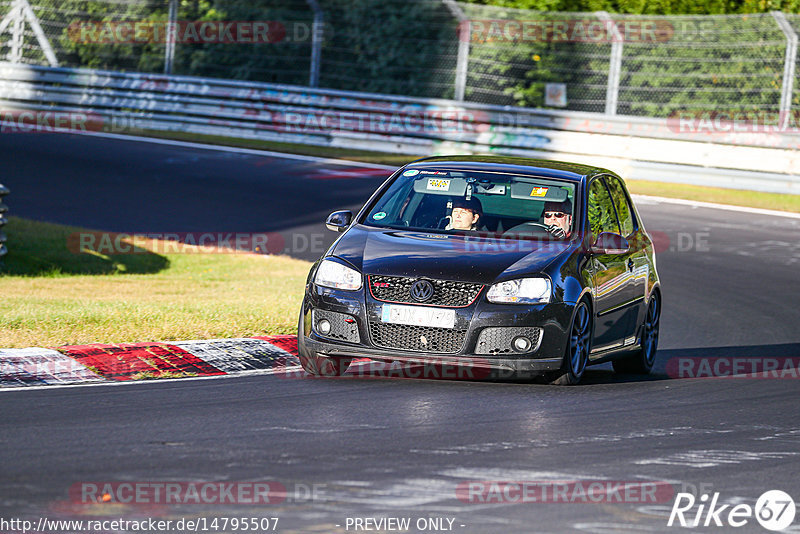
[317,319,332,335]
[512,336,532,353]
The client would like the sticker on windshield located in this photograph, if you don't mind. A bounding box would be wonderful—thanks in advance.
[403,169,420,177]
[530,186,549,197]
[373,211,387,220]
[427,178,451,191]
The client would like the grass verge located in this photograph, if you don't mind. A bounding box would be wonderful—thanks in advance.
[624,180,800,213]
[134,129,800,214]
[0,217,310,348]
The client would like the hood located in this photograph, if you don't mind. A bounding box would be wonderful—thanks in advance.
[331,225,574,284]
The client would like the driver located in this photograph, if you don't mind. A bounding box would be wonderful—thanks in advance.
[542,200,572,238]
[446,197,482,231]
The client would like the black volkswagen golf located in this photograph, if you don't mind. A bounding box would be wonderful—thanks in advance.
[297,156,661,385]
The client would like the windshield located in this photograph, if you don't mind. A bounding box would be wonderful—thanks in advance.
[361,168,577,240]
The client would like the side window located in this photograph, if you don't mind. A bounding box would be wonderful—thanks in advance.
[605,176,636,237]
[587,178,621,237]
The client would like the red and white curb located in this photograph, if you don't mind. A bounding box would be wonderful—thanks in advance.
[0,347,105,387]
[0,336,301,389]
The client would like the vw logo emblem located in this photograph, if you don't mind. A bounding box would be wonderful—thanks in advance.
[410,279,435,302]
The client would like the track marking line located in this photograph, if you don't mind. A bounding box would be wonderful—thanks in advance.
[69,130,397,169]
[632,194,800,220]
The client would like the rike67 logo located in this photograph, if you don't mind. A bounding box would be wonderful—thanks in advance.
[668,490,796,531]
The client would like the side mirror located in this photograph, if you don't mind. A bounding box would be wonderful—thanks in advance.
[590,232,629,254]
[325,210,353,232]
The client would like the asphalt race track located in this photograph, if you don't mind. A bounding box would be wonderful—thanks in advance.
[2,133,800,533]
[1,133,391,262]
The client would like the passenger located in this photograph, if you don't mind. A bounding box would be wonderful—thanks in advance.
[542,200,573,238]
[446,197,483,231]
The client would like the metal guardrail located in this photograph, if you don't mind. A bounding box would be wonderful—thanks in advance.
[0,62,798,194]
[0,183,8,263]
[3,0,800,117]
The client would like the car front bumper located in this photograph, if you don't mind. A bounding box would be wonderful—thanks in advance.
[301,336,562,374]
[299,283,574,377]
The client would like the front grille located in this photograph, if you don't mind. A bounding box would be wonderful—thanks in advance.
[475,327,543,355]
[369,275,483,307]
[369,322,467,353]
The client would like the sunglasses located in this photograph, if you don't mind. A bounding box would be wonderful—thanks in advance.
[543,211,567,219]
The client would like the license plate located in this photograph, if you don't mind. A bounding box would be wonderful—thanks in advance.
[380,304,455,329]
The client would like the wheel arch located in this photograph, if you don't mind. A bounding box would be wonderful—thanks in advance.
[575,291,595,348]
[647,283,662,306]
[572,287,594,316]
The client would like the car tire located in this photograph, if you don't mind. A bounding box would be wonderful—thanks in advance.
[548,300,591,386]
[612,291,660,375]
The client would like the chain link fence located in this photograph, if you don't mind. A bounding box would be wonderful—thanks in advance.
[456,4,613,112]
[0,0,798,118]
[785,13,800,122]
[316,0,460,98]
[615,13,788,117]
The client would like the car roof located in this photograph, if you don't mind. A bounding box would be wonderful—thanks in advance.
[406,155,611,183]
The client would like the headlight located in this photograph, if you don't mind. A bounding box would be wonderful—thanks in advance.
[487,277,551,304]
[314,259,362,291]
